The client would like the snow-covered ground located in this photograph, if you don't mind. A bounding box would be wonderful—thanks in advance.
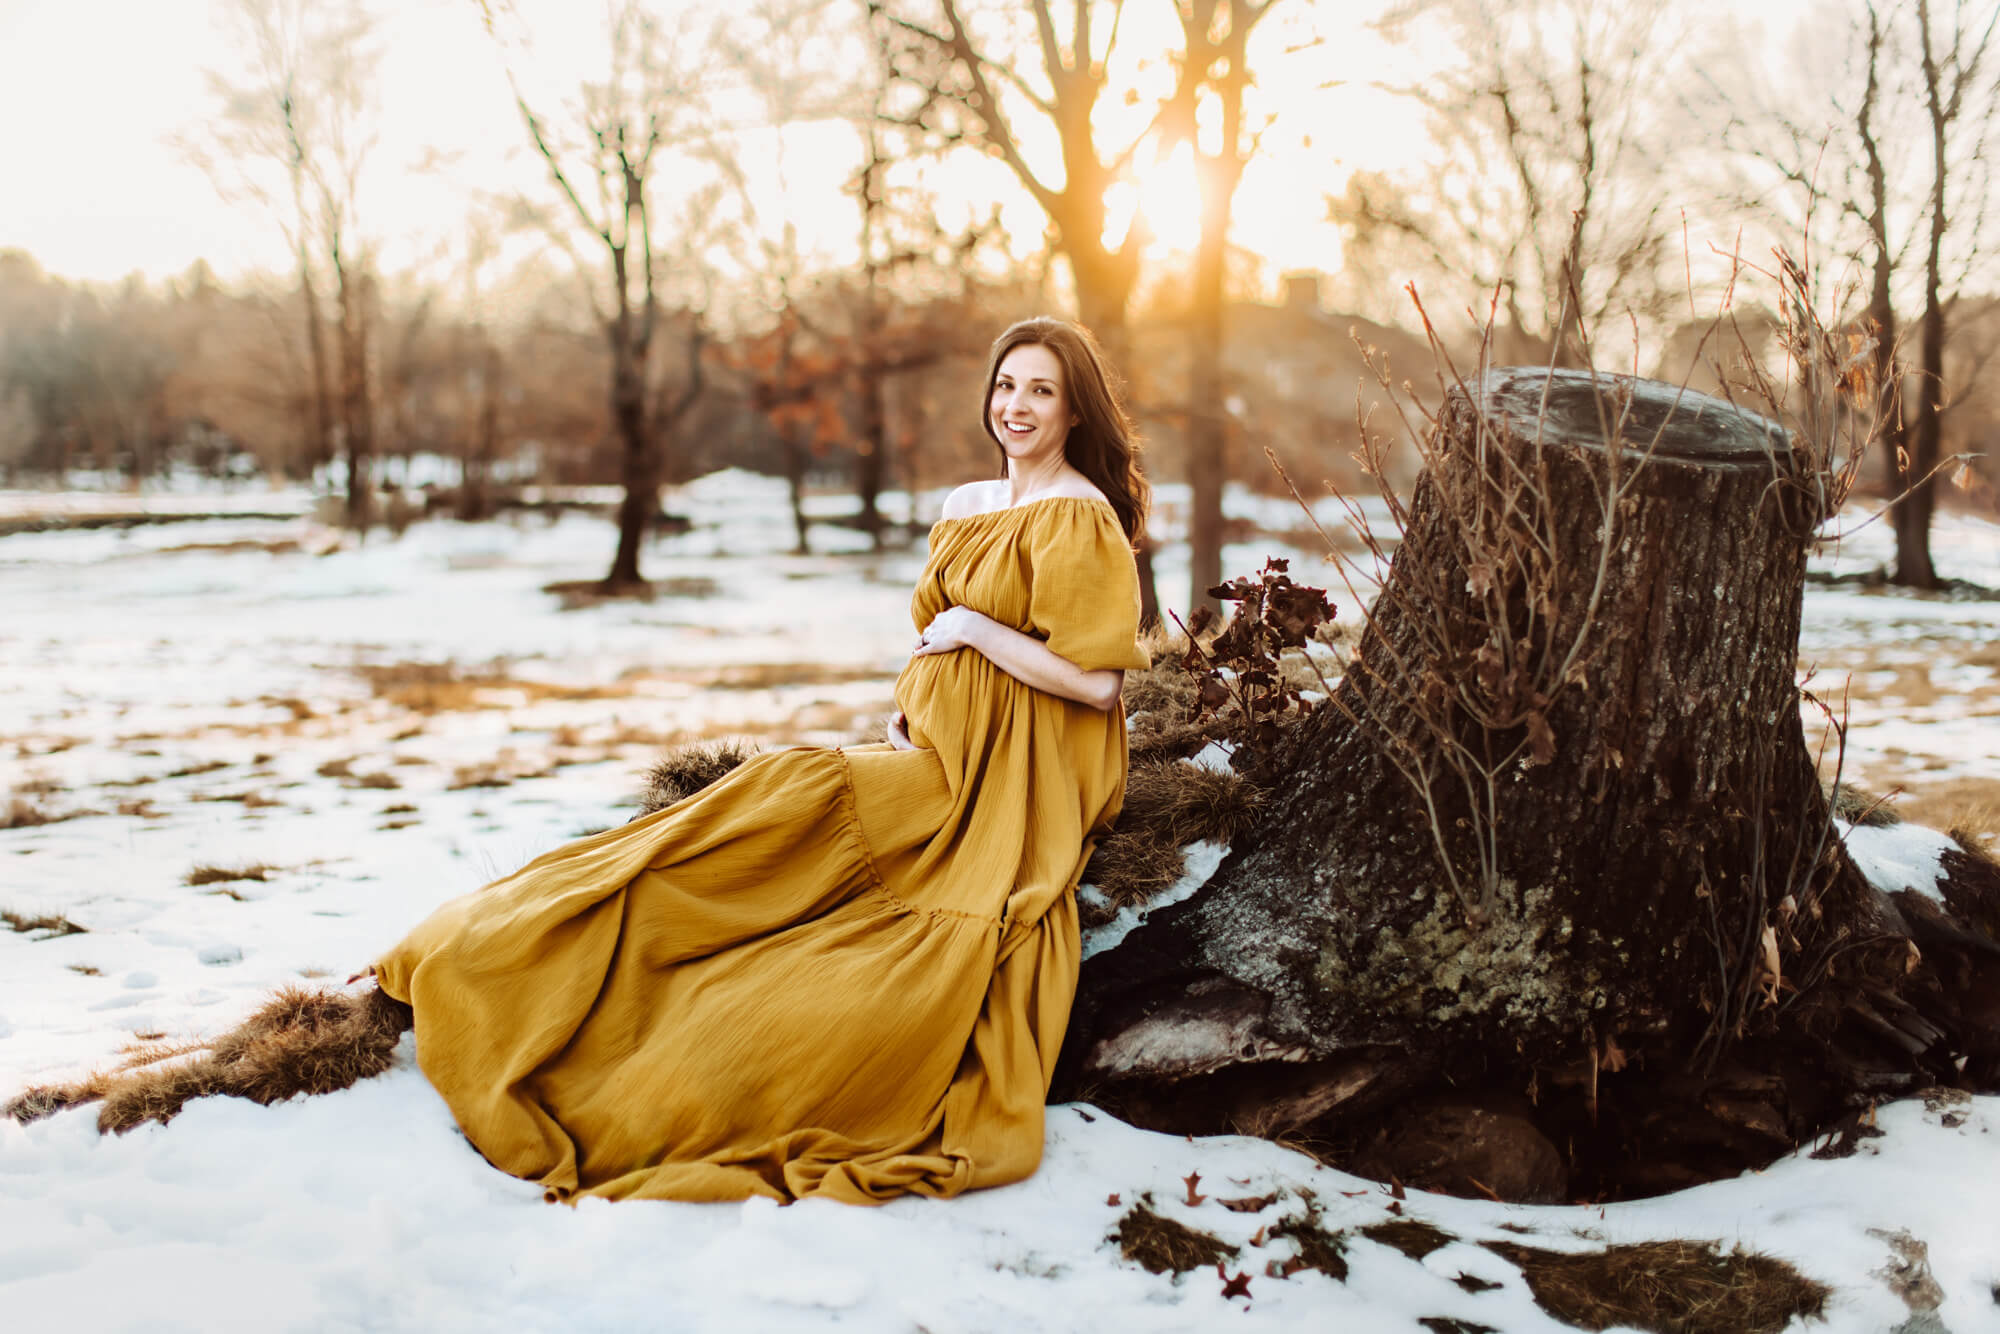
[3,475,1998,1332]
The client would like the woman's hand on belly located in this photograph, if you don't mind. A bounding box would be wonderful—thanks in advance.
[886,711,923,751]
[915,606,1123,712]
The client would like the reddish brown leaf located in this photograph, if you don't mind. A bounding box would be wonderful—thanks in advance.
[1218,1264,1253,1300]
[1524,710,1556,766]
[1182,1171,1207,1206]
[1219,1193,1280,1213]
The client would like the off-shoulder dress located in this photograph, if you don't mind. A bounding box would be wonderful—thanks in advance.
[373,496,1148,1204]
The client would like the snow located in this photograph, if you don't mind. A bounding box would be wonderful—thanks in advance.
[1081,841,1229,963]
[1838,820,1958,903]
[3,477,2000,1331]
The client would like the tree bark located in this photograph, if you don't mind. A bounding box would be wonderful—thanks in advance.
[334,262,373,530]
[298,257,334,480]
[1901,0,1952,590]
[1064,368,1992,1199]
[603,324,654,590]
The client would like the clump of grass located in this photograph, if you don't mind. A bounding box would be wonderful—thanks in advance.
[1079,757,1259,910]
[1270,1203,1350,1280]
[350,772,401,791]
[1417,1320,1498,1334]
[1363,1218,1458,1261]
[1484,1239,1830,1334]
[162,760,229,780]
[3,796,56,829]
[2,908,88,938]
[1827,781,1900,827]
[2,984,414,1133]
[1081,830,1187,911]
[638,740,760,815]
[316,757,355,779]
[1122,759,1261,845]
[448,764,514,791]
[184,863,275,888]
[1111,1200,1238,1275]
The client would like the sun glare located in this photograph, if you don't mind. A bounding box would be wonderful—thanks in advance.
[1132,142,1204,256]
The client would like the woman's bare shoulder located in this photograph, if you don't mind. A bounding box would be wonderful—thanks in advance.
[1036,478,1113,506]
[940,480,1008,520]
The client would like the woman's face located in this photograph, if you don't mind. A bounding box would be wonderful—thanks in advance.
[990,343,1076,470]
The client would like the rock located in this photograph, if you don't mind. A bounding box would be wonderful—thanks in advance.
[1351,1096,1568,1204]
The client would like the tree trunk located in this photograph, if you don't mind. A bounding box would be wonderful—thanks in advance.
[1076,310,1161,628]
[783,432,812,557]
[298,256,334,480]
[1184,173,1231,621]
[458,339,499,523]
[603,328,654,591]
[335,266,374,530]
[856,385,887,549]
[1064,368,1992,1200]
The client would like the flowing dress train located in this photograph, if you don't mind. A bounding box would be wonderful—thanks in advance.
[372,496,1148,1204]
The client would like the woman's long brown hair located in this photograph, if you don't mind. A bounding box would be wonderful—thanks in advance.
[980,316,1151,546]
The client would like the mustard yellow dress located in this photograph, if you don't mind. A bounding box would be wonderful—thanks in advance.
[373,497,1147,1205]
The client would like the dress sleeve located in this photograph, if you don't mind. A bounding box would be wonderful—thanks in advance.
[1026,502,1151,673]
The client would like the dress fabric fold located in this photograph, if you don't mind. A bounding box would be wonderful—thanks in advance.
[373,496,1148,1204]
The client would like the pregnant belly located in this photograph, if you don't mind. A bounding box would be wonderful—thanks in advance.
[894,649,1024,751]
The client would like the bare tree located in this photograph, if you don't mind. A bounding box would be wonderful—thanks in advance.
[1711,0,2000,587]
[189,0,382,524]
[485,0,714,591]
[1168,0,1286,617]
[1903,0,2000,587]
[871,0,1160,343]
[1333,0,1683,365]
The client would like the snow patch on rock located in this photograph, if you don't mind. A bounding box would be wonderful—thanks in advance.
[1080,840,1228,961]
[1840,821,1956,903]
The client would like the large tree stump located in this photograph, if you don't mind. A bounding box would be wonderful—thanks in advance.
[1064,368,2000,1199]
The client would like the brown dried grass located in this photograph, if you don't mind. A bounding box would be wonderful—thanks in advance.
[354,660,619,714]
[184,863,275,887]
[1111,1201,1238,1275]
[1899,776,2000,843]
[2,908,88,937]
[1081,759,1261,908]
[1081,831,1188,910]
[2,985,413,1134]
[1484,1239,1830,1334]
[1269,1204,1350,1280]
[3,796,57,829]
[1826,781,1901,827]
[1362,1218,1458,1261]
[638,740,760,815]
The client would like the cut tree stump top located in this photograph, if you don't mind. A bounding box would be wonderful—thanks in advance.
[1474,367,1790,467]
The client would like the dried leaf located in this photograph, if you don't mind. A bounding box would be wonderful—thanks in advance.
[1218,1264,1253,1300]
[1756,924,1783,1004]
[1183,1171,1207,1206]
[1219,1193,1280,1213]
[1524,710,1556,766]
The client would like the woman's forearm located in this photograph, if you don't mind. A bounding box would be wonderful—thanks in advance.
[965,616,1124,711]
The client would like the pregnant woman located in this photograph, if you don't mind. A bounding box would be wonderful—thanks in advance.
[7,315,1149,1207]
[363,315,1147,1204]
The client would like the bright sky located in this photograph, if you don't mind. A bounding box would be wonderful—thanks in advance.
[0,0,1813,299]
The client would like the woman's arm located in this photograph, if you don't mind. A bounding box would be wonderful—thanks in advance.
[914,606,1124,712]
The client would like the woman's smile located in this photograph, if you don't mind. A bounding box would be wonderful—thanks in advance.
[989,343,1075,467]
